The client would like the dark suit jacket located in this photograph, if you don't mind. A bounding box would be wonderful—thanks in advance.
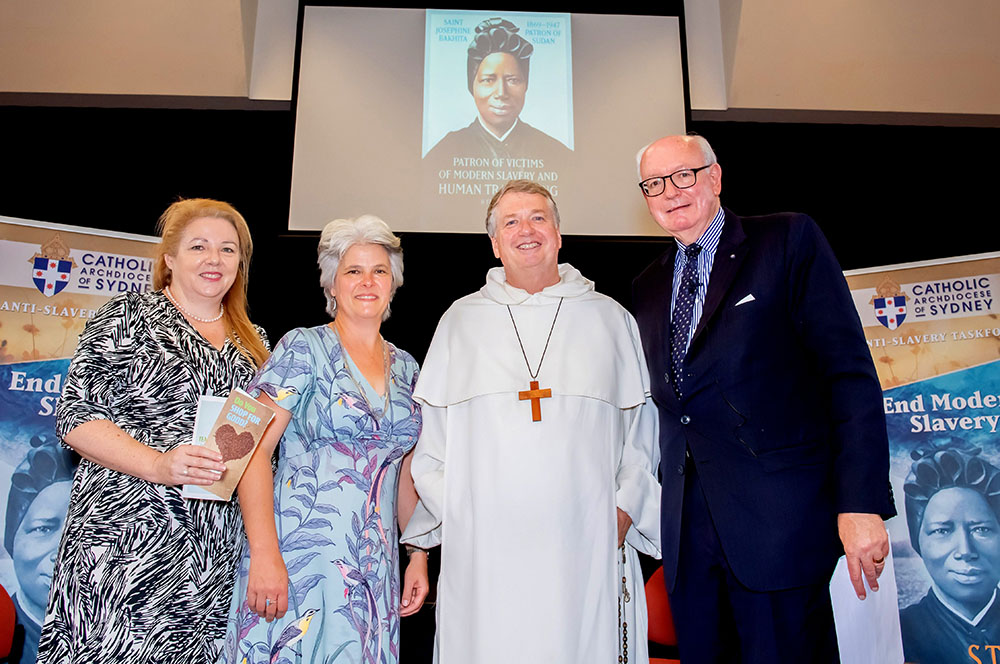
[632,209,895,592]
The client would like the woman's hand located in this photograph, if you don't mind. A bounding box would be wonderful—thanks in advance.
[64,420,227,485]
[151,444,227,486]
[399,551,429,617]
[247,548,289,622]
[237,396,290,622]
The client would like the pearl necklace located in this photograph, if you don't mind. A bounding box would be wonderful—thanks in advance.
[164,286,225,323]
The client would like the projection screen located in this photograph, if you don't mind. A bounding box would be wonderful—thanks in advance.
[289,7,687,235]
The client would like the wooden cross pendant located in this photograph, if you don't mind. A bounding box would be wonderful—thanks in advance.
[518,380,552,422]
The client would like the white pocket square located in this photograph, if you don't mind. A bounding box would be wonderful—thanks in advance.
[735,293,756,306]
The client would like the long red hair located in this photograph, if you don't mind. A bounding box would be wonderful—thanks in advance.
[153,198,268,368]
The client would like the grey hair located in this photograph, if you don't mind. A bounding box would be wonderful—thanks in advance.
[484,179,561,237]
[317,215,404,320]
[635,134,718,180]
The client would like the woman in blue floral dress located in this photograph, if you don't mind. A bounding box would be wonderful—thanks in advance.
[218,215,428,664]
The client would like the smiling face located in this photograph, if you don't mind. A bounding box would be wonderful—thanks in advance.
[639,136,722,245]
[329,243,393,324]
[918,487,1000,617]
[473,52,527,138]
[162,216,241,305]
[490,191,561,292]
[12,480,71,618]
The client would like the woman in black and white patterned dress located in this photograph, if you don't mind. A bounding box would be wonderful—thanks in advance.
[36,199,270,664]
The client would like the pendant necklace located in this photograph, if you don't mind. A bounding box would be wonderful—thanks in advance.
[332,324,391,420]
[506,297,563,422]
[164,286,224,323]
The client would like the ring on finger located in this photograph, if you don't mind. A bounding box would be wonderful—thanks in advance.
[266,598,272,607]
[873,556,885,564]
[182,466,188,476]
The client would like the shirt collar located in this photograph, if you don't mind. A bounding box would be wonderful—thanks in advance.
[478,115,519,142]
[14,591,44,625]
[674,205,725,256]
[931,581,999,626]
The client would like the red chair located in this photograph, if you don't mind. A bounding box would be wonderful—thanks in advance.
[646,566,681,664]
[0,584,16,658]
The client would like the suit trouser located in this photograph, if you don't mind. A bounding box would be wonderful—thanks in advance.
[666,455,839,664]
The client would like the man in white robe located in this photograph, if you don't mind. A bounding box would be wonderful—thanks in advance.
[402,179,661,663]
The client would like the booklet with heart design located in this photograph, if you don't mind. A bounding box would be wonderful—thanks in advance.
[181,388,275,501]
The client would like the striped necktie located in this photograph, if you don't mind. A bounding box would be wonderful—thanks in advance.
[669,243,702,398]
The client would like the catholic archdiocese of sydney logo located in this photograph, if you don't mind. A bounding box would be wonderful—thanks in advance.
[869,276,909,330]
[28,234,78,297]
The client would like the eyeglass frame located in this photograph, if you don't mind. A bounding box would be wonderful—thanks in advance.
[638,164,714,197]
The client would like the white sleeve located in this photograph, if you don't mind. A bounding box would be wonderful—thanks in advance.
[616,394,661,558]
[400,401,447,548]
[615,312,662,558]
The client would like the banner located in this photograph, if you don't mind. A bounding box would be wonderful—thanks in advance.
[846,251,1000,664]
[0,216,157,663]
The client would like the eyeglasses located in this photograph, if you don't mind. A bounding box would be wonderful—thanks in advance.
[638,165,713,197]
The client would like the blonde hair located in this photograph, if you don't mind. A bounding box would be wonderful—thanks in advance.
[153,198,268,368]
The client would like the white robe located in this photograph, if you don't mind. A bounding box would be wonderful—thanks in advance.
[402,264,661,663]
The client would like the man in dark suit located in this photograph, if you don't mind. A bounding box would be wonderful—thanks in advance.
[631,134,895,662]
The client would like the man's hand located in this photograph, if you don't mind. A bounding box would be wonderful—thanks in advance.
[837,512,889,600]
[617,507,632,548]
[400,551,429,617]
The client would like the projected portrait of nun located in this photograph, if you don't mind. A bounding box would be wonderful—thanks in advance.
[3,436,74,664]
[423,17,571,170]
[900,443,1000,663]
